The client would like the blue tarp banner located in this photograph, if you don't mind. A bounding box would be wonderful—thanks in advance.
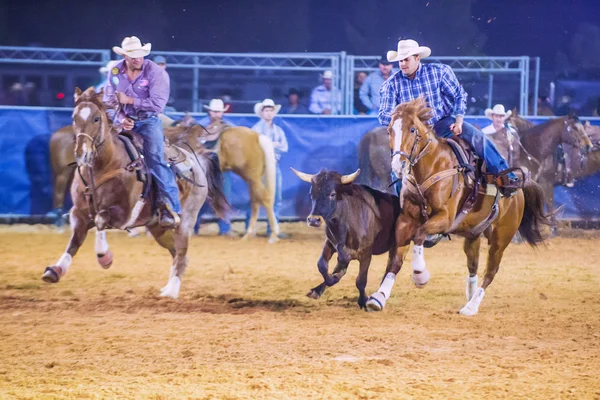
[0,107,599,220]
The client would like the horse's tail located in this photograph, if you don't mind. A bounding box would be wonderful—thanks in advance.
[518,179,556,247]
[258,135,277,205]
[356,133,372,185]
[202,152,231,220]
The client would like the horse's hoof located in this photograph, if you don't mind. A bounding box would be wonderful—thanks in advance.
[41,266,60,283]
[423,234,443,248]
[97,251,113,269]
[306,289,321,300]
[365,292,386,312]
[412,269,430,288]
[268,235,279,244]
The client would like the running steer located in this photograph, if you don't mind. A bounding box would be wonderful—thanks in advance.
[291,168,401,309]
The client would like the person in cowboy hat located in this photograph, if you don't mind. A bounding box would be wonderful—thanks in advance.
[482,104,513,134]
[102,36,180,228]
[246,98,289,238]
[378,39,518,191]
[309,70,342,115]
[360,53,394,114]
[281,88,309,114]
[482,104,520,167]
[192,98,236,237]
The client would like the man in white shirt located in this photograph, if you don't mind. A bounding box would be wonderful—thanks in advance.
[309,70,342,115]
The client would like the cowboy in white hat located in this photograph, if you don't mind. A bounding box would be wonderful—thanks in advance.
[103,35,180,228]
[192,98,236,237]
[247,98,288,238]
[378,38,517,192]
[482,104,513,134]
[371,38,519,299]
[309,70,342,115]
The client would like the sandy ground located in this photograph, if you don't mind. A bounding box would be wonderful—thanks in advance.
[0,222,599,399]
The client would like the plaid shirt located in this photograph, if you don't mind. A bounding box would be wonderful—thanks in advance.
[377,63,467,127]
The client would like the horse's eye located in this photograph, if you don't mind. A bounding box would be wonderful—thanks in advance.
[410,127,416,133]
[329,192,336,199]
[94,117,100,123]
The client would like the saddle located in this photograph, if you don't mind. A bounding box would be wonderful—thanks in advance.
[118,132,200,199]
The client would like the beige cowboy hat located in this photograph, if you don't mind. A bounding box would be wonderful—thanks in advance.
[387,39,431,62]
[112,36,151,58]
[99,60,117,74]
[485,104,512,120]
[254,98,281,116]
[321,70,334,79]
[203,98,230,113]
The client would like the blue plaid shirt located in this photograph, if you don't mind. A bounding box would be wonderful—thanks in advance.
[378,63,467,127]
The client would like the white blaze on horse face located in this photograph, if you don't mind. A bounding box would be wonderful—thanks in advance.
[391,118,403,178]
[79,107,91,121]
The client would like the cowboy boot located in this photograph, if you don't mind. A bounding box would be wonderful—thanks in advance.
[159,203,180,229]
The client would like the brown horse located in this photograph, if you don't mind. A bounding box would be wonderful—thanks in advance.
[41,88,229,299]
[365,97,554,316]
[506,112,592,229]
[49,113,182,219]
[49,118,279,242]
[356,126,393,193]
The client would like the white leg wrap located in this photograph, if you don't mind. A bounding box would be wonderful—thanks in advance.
[411,245,426,272]
[460,287,485,316]
[56,253,72,273]
[95,230,109,254]
[378,272,396,300]
[466,275,478,301]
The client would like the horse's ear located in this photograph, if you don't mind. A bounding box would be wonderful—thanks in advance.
[74,87,82,102]
[512,107,518,116]
[96,88,104,98]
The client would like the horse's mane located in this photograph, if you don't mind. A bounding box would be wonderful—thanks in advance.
[74,87,107,110]
[391,96,432,127]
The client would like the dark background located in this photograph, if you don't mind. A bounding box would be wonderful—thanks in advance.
[2,0,599,76]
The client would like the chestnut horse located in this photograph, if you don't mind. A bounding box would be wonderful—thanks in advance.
[42,88,229,299]
[365,97,554,316]
[49,118,279,242]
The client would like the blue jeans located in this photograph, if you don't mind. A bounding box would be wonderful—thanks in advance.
[433,116,510,175]
[134,117,181,213]
[245,163,282,236]
[194,171,232,234]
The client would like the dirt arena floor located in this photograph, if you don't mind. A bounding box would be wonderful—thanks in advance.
[1,222,599,399]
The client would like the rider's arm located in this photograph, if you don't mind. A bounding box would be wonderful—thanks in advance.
[440,65,467,118]
[102,74,126,123]
[377,77,396,126]
[132,67,170,114]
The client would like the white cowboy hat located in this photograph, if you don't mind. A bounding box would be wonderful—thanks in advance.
[99,60,117,74]
[387,39,431,62]
[321,70,334,79]
[112,36,152,58]
[485,104,512,120]
[203,99,230,113]
[254,98,281,116]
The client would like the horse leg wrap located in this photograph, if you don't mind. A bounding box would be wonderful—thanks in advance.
[411,245,430,288]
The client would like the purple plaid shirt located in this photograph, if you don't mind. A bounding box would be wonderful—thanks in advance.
[377,63,467,127]
[103,59,170,122]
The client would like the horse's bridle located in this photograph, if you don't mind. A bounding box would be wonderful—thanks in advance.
[391,126,432,172]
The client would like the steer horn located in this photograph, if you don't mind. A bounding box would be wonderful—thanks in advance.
[341,168,361,184]
[290,167,315,183]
